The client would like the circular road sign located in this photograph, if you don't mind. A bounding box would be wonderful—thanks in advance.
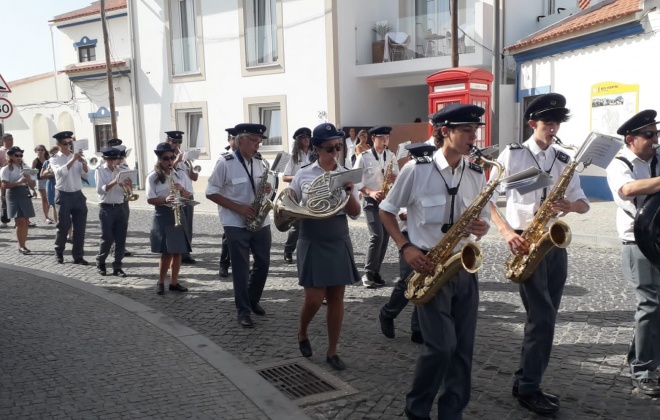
[0,98,13,119]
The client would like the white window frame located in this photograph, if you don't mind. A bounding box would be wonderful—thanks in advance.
[238,0,285,76]
[243,95,287,152]
[171,101,210,158]
[93,118,112,152]
[166,0,206,82]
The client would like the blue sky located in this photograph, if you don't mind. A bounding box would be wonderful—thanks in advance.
[0,0,93,83]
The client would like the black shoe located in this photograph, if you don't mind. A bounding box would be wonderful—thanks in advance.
[73,258,89,266]
[56,252,64,264]
[251,303,266,316]
[18,247,31,255]
[219,266,229,278]
[410,331,424,344]
[284,252,293,264]
[169,283,188,292]
[66,236,73,244]
[181,256,197,264]
[97,265,107,276]
[373,273,386,287]
[404,407,431,420]
[298,334,312,358]
[362,272,377,288]
[113,269,127,278]
[517,390,560,415]
[238,316,254,328]
[512,384,560,405]
[326,354,346,371]
[156,283,165,295]
[379,312,395,338]
[632,377,660,396]
[123,251,133,257]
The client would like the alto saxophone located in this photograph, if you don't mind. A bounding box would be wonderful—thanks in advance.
[380,152,396,198]
[505,139,579,283]
[406,148,504,305]
[168,171,183,228]
[245,160,274,232]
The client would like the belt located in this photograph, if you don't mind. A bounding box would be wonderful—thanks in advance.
[100,202,125,207]
[622,240,636,245]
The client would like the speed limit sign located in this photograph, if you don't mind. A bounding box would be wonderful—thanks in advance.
[0,98,13,119]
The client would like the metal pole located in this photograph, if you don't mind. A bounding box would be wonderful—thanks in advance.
[492,0,501,147]
[100,0,118,138]
[451,0,458,67]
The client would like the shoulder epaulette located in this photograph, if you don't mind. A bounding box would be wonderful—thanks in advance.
[224,154,235,160]
[468,162,483,174]
[414,156,432,164]
[254,152,263,160]
[508,142,523,150]
[301,162,313,169]
[556,150,570,164]
[361,150,370,155]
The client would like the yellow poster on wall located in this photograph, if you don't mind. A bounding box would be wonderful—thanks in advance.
[590,82,638,136]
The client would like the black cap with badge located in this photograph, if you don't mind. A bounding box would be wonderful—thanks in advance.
[524,93,570,122]
[165,130,184,141]
[617,110,659,136]
[430,104,486,127]
[53,131,74,142]
[310,123,344,146]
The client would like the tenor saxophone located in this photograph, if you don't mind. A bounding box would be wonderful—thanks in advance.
[405,148,504,305]
[505,139,579,283]
[245,160,274,232]
[380,152,396,198]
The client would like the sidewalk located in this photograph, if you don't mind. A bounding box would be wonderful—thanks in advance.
[0,262,309,420]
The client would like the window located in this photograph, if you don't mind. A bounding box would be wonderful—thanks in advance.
[244,95,287,151]
[244,0,278,67]
[94,120,112,151]
[170,0,200,75]
[176,109,205,152]
[79,45,96,62]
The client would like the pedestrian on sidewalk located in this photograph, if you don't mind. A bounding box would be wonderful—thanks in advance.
[488,93,589,415]
[33,145,52,224]
[606,109,660,397]
[0,146,36,254]
[290,123,362,371]
[146,143,192,296]
[40,146,59,224]
[0,133,14,228]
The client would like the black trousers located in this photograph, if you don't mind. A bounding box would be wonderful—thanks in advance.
[97,203,128,270]
[54,190,88,259]
[219,232,231,270]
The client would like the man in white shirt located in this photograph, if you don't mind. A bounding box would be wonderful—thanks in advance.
[206,123,273,329]
[50,131,89,265]
[344,127,357,168]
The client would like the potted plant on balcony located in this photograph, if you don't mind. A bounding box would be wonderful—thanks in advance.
[372,20,392,63]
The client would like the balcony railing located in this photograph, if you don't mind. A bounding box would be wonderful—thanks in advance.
[356,8,477,66]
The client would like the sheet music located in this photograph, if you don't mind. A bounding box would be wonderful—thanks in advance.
[117,170,137,183]
[500,167,552,195]
[395,141,411,159]
[183,149,201,161]
[271,151,291,173]
[574,132,623,169]
[328,168,364,191]
[21,169,39,178]
[74,139,89,152]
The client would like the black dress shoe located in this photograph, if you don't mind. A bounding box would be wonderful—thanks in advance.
[298,334,312,358]
[517,390,559,415]
[404,407,431,420]
[512,384,560,405]
[181,256,197,264]
[18,247,31,255]
[73,258,89,266]
[169,283,188,292]
[373,273,386,287]
[156,283,165,295]
[410,331,424,344]
[379,312,395,338]
[632,377,660,396]
[284,252,293,264]
[238,317,254,328]
[123,251,133,257]
[97,265,107,276]
[326,354,346,371]
[219,266,229,278]
[251,303,266,316]
[56,252,64,264]
[113,269,127,278]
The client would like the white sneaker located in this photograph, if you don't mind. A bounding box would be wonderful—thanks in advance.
[0,223,8,228]
[362,273,375,288]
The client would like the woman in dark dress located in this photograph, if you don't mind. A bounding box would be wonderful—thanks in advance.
[289,123,362,370]
[33,145,51,223]
[146,143,193,295]
[0,146,36,254]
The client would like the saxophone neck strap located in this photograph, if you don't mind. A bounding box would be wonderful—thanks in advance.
[372,147,387,173]
[234,151,256,194]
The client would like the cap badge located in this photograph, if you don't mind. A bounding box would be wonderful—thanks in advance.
[550,100,557,106]
[470,112,477,118]
[326,125,332,131]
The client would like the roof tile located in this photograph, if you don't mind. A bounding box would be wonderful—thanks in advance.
[51,0,127,24]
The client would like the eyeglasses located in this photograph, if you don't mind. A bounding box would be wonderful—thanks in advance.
[320,144,343,153]
[61,142,73,146]
[246,136,263,144]
[160,156,175,161]
[635,130,660,140]
[169,139,182,144]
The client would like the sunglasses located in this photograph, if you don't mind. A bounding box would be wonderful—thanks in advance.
[13,154,23,158]
[635,130,660,140]
[169,139,182,144]
[320,144,343,153]
[160,156,175,161]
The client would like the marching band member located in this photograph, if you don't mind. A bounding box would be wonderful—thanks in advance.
[219,127,237,278]
[379,104,490,420]
[95,147,131,277]
[50,131,89,265]
[488,93,589,414]
[606,110,660,396]
[378,143,436,345]
[353,126,399,288]
[206,123,272,329]
[166,130,198,264]
[281,127,312,264]
[291,123,361,371]
[147,142,192,295]
[344,127,357,168]
[0,146,36,254]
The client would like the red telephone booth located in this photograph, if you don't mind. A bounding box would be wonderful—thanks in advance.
[426,67,493,149]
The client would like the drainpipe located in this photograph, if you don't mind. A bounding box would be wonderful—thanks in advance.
[492,0,501,149]
[49,24,59,101]
[127,0,147,189]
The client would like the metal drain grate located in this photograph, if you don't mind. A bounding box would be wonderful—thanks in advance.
[256,358,358,406]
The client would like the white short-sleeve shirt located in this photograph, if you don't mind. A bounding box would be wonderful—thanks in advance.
[353,148,400,192]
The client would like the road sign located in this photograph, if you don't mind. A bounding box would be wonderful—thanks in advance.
[0,98,13,119]
[0,73,11,93]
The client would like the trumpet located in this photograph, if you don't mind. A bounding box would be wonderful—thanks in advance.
[87,156,100,170]
[182,149,202,173]
[119,179,139,202]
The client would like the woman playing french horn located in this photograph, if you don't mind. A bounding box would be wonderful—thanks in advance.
[289,123,361,371]
[146,142,193,295]
[0,146,36,254]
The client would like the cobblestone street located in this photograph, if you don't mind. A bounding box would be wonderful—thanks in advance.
[1,198,659,419]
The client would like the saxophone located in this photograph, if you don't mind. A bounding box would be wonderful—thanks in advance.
[380,151,396,198]
[405,147,504,305]
[245,159,274,232]
[168,171,183,228]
